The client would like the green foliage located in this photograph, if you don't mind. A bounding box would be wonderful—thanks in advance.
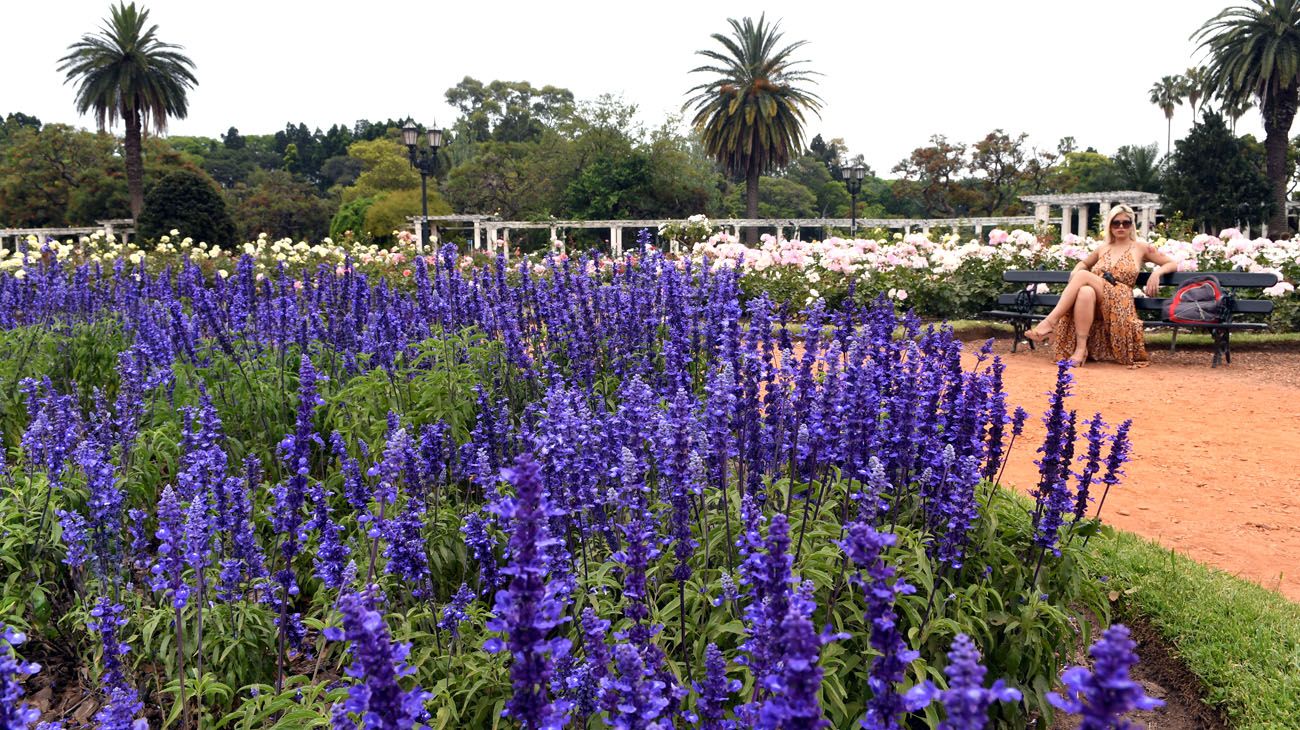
[0,124,192,227]
[226,169,334,241]
[1162,112,1272,232]
[138,168,237,245]
[1194,0,1300,233]
[445,76,576,144]
[329,196,374,241]
[364,189,452,246]
[723,175,818,218]
[339,138,422,204]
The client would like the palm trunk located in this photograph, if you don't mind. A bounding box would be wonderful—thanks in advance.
[123,105,145,220]
[1166,115,1172,158]
[745,164,760,244]
[1263,88,1299,237]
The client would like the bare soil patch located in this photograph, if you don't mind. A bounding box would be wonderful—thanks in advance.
[968,335,1300,602]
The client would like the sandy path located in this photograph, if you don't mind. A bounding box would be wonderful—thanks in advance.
[973,337,1300,602]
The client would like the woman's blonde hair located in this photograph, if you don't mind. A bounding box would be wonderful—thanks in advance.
[1102,204,1139,245]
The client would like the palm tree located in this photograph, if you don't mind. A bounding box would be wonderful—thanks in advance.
[59,2,197,220]
[1222,96,1255,132]
[1195,0,1300,236]
[1183,66,1211,119]
[686,15,820,243]
[1113,143,1163,192]
[1149,75,1185,156]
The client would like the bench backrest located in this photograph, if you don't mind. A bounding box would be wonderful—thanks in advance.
[1002,270,1279,290]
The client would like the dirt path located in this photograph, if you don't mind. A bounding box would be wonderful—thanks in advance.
[970,337,1300,603]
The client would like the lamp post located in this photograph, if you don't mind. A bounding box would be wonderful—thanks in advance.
[402,122,444,253]
[841,164,866,238]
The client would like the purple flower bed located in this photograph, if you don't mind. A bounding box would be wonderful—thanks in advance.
[0,248,1145,728]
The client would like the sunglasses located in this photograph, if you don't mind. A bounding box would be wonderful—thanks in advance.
[1110,219,1133,228]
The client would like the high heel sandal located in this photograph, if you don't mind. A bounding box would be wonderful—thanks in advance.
[1069,351,1089,368]
[1024,321,1054,345]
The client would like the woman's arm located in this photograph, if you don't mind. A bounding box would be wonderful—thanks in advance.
[1142,243,1177,297]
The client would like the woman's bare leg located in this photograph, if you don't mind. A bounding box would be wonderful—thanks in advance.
[1027,270,1112,340]
[1070,285,1098,365]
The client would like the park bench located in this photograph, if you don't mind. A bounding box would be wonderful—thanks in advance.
[981,270,1279,367]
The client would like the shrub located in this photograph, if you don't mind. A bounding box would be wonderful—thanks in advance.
[137,169,237,245]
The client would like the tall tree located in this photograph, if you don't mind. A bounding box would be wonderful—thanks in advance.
[1113,143,1163,192]
[59,2,197,220]
[1195,0,1300,236]
[685,15,821,242]
[1149,75,1185,156]
[1162,111,1271,231]
[1183,66,1212,118]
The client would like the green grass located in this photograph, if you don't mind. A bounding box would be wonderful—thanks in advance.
[1083,527,1300,729]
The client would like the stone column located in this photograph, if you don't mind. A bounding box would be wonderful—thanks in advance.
[1077,206,1090,238]
[1034,203,1051,226]
[487,226,498,255]
[975,224,984,241]
[1139,207,1151,238]
[1061,205,1073,238]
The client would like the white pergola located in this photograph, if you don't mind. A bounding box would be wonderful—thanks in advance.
[1021,191,1161,239]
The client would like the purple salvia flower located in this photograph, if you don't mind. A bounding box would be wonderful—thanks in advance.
[218,459,268,602]
[981,359,1008,481]
[603,643,671,730]
[438,584,475,640]
[311,479,352,592]
[461,510,500,596]
[87,598,147,730]
[840,522,932,729]
[1072,414,1108,523]
[74,441,126,581]
[483,453,573,730]
[271,357,324,648]
[55,508,90,569]
[149,486,190,610]
[330,432,370,516]
[934,634,1020,730]
[693,643,739,730]
[756,586,841,730]
[737,507,793,696]
[19,378,80,489]
[0,622,43,730]
[573,608,612,719]
[1047,625,1163,728]
[326,587,432,729]
[382,498,431,599]
[658,390,697,583]
[1092,420,1133,521]
[183,489,214,577]
[1011,407,1028,439]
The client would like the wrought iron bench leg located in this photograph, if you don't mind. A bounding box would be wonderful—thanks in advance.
[1169,327,1178,352]
[1012,319,1026,353]
[1210,328,1229,368]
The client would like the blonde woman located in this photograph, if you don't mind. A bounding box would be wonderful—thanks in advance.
[1024,204,1177,367]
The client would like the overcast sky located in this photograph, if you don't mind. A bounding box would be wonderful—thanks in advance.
[3,0,1255,174]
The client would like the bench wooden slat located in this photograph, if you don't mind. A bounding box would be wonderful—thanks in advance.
[1003,270,1279,288]
[1134,298,1273,315]
[994,294,1273,315]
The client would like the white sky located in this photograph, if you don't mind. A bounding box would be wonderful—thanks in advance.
[3,0,1256,174]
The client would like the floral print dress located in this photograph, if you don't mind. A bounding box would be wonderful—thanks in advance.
[1054,247,1149,367]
